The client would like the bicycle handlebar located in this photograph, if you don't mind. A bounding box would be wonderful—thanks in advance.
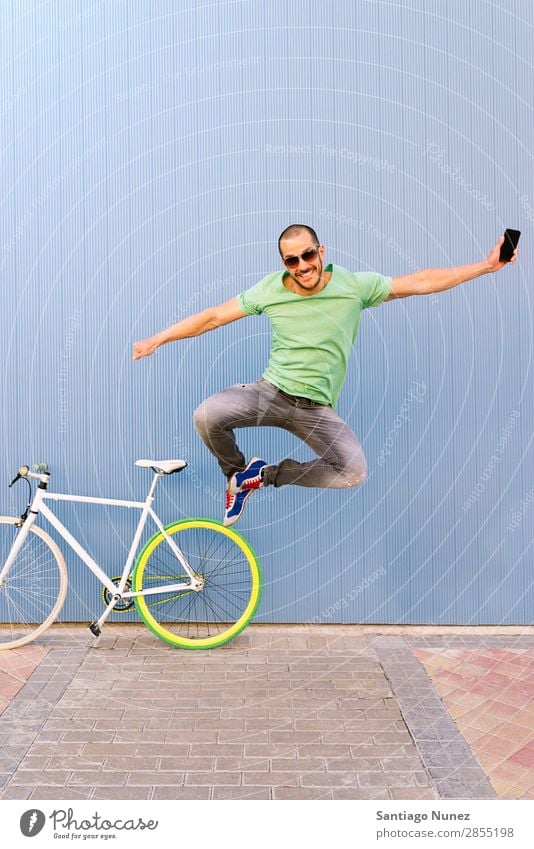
[9,464,49,487]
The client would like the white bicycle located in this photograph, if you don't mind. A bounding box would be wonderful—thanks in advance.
[0,461,261,650]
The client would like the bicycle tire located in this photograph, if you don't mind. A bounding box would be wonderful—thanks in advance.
[133,518,261,649]
[0,517,68,650]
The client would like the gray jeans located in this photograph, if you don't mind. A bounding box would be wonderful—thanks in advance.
[193,379,368,488]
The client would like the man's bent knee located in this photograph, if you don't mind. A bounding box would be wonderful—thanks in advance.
[193,399,221,436]
[342,462,368,488]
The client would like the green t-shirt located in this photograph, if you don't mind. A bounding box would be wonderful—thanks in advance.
[237,263,392,406]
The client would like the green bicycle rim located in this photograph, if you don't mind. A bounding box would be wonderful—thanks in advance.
[133,518,262,649]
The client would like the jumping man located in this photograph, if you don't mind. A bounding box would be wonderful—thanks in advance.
[133,225,517,525]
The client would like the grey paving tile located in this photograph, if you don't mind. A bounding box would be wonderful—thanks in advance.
[136,743,190,757]
[68,771,128,786]
[274,787,332,800]
[391,787,439,799]
[190,743,243,757]
[297,744,350,758]
[33,785,94,800]
[216,757,270,772]
[11,770,72,785]
[270,758,325,772]
[0,786,34,799]
[435,780,496,800]
[153,787,211,800]
[300,772,358,787]
[185,771,240,786]
[212,787,271,800]
[103,757,160,771]
[126,771,185,786]
[324,757,379,771]
[358,772,419,788]
[92,787,153,800]
[331,788,391,799]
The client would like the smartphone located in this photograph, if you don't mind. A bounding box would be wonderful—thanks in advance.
[499,228,521,262]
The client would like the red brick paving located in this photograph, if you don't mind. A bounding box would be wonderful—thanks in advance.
[509,740,534,769]
[0,645,49,714]
[414,648,534,799]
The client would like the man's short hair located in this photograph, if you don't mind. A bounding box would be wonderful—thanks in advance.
[278,224,320,256]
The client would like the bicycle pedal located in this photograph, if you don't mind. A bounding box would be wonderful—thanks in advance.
[88,622,101,637]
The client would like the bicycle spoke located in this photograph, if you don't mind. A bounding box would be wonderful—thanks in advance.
[0,518,67,650]
[134,520,260,647]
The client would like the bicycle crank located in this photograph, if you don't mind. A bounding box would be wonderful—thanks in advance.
[102,576,135,612]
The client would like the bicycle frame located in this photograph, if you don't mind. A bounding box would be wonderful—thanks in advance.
[0,469,202,631]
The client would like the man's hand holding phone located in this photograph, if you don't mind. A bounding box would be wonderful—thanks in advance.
[485,229,520,273]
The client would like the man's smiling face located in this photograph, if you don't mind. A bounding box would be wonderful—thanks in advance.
[279,233,326,294]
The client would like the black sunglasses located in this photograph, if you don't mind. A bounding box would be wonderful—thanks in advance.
[282,248,319,269]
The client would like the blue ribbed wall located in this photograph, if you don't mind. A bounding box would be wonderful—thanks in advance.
[1,1,533,624]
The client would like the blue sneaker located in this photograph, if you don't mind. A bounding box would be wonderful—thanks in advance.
[229,457,267,495]
[224,485,254,526]
[223,457,267,526]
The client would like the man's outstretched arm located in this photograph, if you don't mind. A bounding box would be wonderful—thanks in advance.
[132,296,247,360]
[386,236,518,300]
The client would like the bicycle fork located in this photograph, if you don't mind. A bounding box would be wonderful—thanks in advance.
[0,512,38,586]
[1,469,52,586]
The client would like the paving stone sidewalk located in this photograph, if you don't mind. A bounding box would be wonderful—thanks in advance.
[0,626,532,801]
